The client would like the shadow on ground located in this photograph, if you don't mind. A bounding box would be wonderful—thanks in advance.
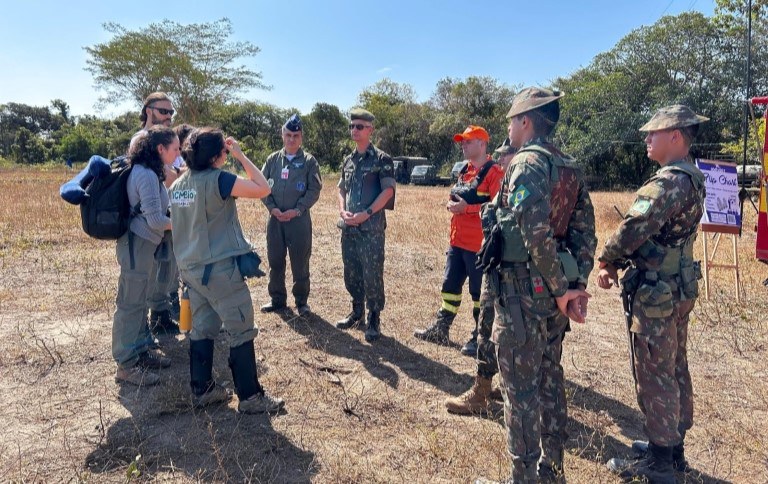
[84,336,317,482]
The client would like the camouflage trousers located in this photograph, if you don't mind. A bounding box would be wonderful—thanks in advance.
[476,270,498,378]
[181,257,258,348]
[632,295,695,447]
[341,229,386,312]
[492,265,570,476]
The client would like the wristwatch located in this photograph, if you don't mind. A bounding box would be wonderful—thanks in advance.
[366,208,373,216]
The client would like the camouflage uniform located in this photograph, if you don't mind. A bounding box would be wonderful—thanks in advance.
[490,87,596,483]
[602,105,708,482]
[337,144,396,313]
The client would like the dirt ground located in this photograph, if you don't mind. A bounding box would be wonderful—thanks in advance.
[0,166,766,483]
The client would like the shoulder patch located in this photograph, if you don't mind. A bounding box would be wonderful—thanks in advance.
[636,184,664,199]
[510,184,531,207]
[628,198,652,215]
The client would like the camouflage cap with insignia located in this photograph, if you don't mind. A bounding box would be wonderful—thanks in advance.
[506,87,564,119]
[639,104,709,132]
[283,113,302,132]
[494,137,515,155]
[349,107,375,123]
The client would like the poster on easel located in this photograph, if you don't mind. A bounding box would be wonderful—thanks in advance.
[696,159,741,234]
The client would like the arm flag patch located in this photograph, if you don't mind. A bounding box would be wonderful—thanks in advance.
[510,184,530,208]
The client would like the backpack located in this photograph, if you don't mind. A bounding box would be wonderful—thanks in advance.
[80,157,139,240]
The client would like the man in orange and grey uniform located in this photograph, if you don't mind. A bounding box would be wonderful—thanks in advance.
[445,138,517,415]
[414,126,504,354]
[260,114,322,315]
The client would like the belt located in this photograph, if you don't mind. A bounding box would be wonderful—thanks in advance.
[499,262,530,281]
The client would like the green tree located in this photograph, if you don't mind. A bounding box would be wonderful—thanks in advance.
[211,101,294,163]
[303,102,350,170]
[84,18,268,124]
[11,128,48,164]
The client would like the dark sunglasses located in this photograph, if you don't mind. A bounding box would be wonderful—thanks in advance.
[349,123,371,131]
[149,106,175,116]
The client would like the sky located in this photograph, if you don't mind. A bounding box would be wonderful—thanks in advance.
[0,0,717,118]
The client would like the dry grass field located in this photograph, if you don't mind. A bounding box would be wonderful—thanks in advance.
[0,165,766,483]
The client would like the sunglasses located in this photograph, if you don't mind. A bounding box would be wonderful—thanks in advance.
[149,106,175,116]
[349,123,371,131]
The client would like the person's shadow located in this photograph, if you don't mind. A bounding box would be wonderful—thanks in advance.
[84,337,317,482]
[277,310,473,396]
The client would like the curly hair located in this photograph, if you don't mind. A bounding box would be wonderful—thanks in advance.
[183,128,226,171]
[128,126,177,181]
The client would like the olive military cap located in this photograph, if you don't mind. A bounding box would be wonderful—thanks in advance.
[349,108,375,123]
[494,137,515,155]
[639,104,709,132]
[506,87,564,119]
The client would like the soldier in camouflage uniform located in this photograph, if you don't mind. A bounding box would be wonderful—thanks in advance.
[335,108,396,343]
[476,88,596,484]
[260,114,322,316]
[445,138,516,415]
[599,105,708,484]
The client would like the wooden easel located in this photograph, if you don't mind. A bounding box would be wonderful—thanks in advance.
[701,229,741,301]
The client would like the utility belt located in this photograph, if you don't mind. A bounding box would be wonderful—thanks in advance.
[621,260,702,320]
[497,250,579,299]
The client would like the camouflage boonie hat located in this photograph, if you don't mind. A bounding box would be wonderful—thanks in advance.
[349,107,375,122]
[506,87,564,119]
[639,104,709,132]
[494,138,515,155]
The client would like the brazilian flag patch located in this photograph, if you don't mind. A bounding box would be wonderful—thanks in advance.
[629,198,652,215]
[510,184,530,207]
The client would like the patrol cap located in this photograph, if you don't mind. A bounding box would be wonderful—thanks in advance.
[453,125,490,143]
[283,114,302,132]
[639,104,709,132]
[349,107,375,123]
[494,137,515,155]
[506,87,564,119]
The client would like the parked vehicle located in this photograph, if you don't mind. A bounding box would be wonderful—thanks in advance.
[410,165,452,186]
[451,161,468,181]
[393,156,428,184]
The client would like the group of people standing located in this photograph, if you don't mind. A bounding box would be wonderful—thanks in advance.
[102,87,707,483]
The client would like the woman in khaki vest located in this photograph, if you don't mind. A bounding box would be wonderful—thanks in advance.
[170,128,284,414]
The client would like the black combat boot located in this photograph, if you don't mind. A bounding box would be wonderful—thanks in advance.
[336,302,365,329]
[414,309,454,344]
[632,439,689,472]
[149,309,180,336]
[608,442,675,484]
[190,339,231,408]
[364,311,381,342]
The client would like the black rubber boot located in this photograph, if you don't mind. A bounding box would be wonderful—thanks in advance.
[413,309,454,344]
[190,339,215,396]
[228,340,263,401]
[632,439,689,472]
[608,442,675,484]
[336,302,365,329]
[364,310,381,342]
[169,291,181,320]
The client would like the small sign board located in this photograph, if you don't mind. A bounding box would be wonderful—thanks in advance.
[696,159,741,234]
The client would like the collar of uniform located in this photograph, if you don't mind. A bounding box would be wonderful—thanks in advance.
[281,147,304,163]
[351,143,375,160]
[657,156,692,172]
[520,137,549,150]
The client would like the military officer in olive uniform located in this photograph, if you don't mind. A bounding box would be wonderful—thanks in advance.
[599,105,708,484]
[260,114,322,315]
[335,108,396,343]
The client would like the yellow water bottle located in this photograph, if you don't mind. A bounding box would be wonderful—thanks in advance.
[179,286,192,332]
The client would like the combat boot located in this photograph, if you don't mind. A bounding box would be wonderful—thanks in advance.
[445,375,493,415]
[607,442,675,484]
[364,311,381,342]
[538,447,566,484]
[413,309,454,344]
[632,439,689,472]
[149,309,180,336]
[475,461,537,484]
[336,302,365,330]
[460,335,478,356]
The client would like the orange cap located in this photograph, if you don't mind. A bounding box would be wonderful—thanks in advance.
[453,125,490,143]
